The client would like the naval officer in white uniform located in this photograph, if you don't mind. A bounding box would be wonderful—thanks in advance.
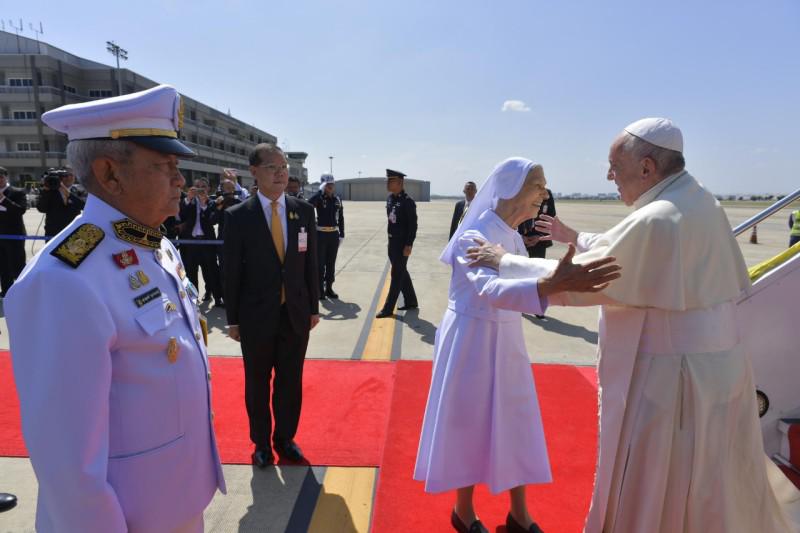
[5,85,225,532]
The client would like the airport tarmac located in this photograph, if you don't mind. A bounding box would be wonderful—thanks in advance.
[0,198,796,532]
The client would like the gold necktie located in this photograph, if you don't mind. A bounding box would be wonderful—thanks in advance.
[271,201,286,304]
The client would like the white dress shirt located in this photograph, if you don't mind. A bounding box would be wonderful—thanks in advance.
[257,191,288,254]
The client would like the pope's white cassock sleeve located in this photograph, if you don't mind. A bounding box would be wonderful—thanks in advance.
[6,267,127,532]
[497,171,799,532]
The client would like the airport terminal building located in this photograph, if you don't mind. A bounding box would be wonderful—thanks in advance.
[0,30,306,189]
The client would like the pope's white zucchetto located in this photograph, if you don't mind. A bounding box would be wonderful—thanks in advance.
[624,117,683,153]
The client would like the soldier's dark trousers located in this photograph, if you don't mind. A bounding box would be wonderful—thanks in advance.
[317,231,340,292]
[381,238,418,312]
[0,239,26,297]
[180,240,222,301]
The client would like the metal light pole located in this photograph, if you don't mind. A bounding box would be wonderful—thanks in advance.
[29,22,44,54]
[106,41,128,96]
[8,19,23,53]
[328,156,334,174]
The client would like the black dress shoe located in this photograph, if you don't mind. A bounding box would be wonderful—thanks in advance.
[251,448,273,469]
[275,440,305,462]
[375,309,393,319]
[397,304,418,311]
[325,289,339,299]
[450,509,488,533]
[0,493,18,513]
[506,512,544,533]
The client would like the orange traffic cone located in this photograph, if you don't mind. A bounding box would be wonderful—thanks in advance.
[750,225,758,244]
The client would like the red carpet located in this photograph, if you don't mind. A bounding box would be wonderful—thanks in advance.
[1,351,600,530]
[0,352,395,466]
[370,361,598,533]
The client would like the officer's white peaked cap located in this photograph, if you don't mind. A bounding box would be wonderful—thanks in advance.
[42,84,195,157]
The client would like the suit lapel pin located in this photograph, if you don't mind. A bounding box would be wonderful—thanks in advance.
[165,248,174,261]
[154,249,163,262]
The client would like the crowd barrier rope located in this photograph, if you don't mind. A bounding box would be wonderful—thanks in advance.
[0,234,224,245]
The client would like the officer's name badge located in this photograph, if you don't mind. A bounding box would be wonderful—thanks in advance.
[134,287,161,308]
[51,224,104,268]
[128,270,150,290]
[167,337,179,364]
[112,248,139,269]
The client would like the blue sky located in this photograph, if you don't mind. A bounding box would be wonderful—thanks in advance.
[7,0,800,195]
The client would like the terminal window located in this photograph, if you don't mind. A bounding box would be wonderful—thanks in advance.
[12,111,37,120]
[16,143,41,152]
[8,78,33,87]
[89,89,113,98]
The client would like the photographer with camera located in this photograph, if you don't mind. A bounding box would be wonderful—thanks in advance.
[36,166,85,237]
[178,177,223,307]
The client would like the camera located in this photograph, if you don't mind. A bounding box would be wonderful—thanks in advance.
[42,168,70,190]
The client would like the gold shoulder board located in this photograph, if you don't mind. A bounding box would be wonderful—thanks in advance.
[50,224,105,268]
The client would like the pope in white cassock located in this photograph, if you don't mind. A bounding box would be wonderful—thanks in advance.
[468,118,800,532]
[414,158,622,533]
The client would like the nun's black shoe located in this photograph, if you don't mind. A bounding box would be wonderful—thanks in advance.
[450,509,488,533]
[506,512,544,533]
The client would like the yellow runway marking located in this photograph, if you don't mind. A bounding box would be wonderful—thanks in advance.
[362,271,394,361]
[307,467,377,533]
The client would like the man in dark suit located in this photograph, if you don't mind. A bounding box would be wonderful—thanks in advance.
[0,167,27,296]
[448,180,477,239]
[36,167,85,237]
[518,188,555,259]
[223,144,320,467]
[178,177,223,307]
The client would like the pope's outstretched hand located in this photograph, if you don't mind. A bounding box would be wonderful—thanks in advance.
[533,214,578,244]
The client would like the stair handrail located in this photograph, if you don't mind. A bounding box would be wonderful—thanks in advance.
[732,187,800,237]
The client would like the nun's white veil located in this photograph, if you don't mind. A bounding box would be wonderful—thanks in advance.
[439,157,539,265]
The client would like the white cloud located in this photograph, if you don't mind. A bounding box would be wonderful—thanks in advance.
[501,100,531,113]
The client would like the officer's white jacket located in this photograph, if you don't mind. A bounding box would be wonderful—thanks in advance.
[6,195,225,532]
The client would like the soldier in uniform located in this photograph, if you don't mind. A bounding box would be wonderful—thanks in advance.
[309,173,345,299]
[5,85,225,532]
[376,169,419,318]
